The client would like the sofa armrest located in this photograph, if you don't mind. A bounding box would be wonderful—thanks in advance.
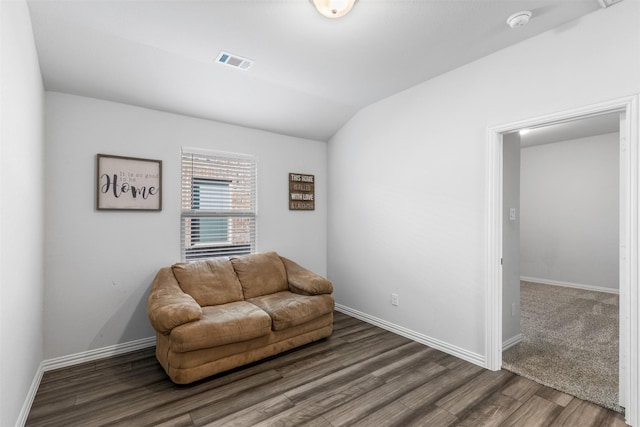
[147,267,202,334]
[280,256,333,295]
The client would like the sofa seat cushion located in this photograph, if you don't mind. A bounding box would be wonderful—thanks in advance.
[231,252,289,299]
[172,258,244,307]
[248,291,335,331]
[170,301,272,352]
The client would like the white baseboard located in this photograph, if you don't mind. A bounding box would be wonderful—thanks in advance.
[41,336,156,372]
[16,362,44,427]
[502,334,522,351]
[335,304,485,368]
[520,276,619,295]
[16,336,156,427]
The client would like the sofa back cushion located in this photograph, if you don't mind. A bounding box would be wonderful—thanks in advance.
[172,258,244,306]
[231,252,288,299]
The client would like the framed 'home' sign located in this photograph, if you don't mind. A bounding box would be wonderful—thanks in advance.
[97,154,162,211]
[289,173,315,210]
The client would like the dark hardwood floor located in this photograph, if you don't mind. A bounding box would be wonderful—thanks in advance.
[27,312,628,426]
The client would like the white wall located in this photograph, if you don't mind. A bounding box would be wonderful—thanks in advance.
[328,2,639,361]
[0,1,45,425]
[44,92,327,359]
[520,133,619,290]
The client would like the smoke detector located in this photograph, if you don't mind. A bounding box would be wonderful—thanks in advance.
[506,11,532,28]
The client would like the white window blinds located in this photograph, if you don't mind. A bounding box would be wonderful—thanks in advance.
[181,150,256,261]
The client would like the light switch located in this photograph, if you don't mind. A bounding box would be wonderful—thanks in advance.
[509,208,517,221]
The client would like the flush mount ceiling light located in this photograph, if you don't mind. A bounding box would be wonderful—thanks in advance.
[506,11,532,28]
[312,0,357,18]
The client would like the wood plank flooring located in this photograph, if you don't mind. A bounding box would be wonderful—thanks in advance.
[26,312,628,426]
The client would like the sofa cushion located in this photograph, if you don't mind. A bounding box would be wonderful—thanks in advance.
[230,252,289,299]
[172,258,244,306]
[170,301,272,352]
[248,291,335,331]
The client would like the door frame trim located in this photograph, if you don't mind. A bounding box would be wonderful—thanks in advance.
[485,95,638,425]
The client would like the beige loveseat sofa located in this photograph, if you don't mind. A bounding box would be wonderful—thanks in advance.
[147,251,334,384]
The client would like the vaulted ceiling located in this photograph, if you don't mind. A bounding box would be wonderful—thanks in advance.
[27,0,608,142]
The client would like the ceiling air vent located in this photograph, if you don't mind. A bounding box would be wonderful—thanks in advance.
[216,51,253,71]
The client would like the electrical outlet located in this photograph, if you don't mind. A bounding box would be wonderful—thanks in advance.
[511,302,518,316]
[391,293,399,306]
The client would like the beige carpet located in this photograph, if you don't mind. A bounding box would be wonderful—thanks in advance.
[502,281,621,412]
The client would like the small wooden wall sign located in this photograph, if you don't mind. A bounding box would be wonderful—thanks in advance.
[289,173,315,210]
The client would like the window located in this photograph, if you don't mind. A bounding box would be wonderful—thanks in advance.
[191,179,230,244]
[181,150,256,261]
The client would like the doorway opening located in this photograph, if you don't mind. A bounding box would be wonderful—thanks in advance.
[485,95,638,426]
[501,113,621,411]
